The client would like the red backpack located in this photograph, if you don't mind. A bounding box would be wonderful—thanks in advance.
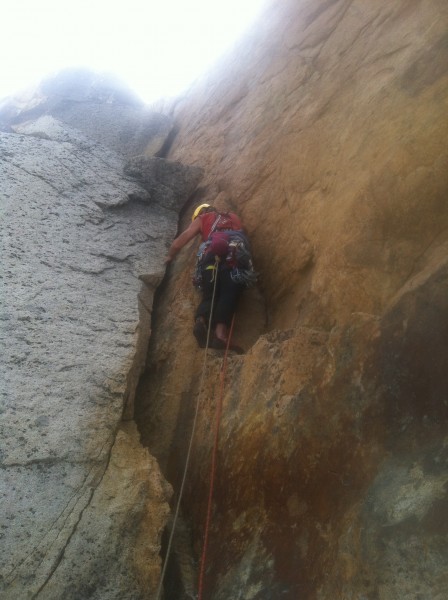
[193,212,257,287]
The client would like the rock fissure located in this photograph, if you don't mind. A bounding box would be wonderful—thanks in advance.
[4,159,66,194]
[4,458,103,587]
[31,432,118,598]
[32,487,96,599]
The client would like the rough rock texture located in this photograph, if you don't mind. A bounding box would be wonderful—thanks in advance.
[125,156,205,212]
[0,85,202,598]
[136,1,448,598]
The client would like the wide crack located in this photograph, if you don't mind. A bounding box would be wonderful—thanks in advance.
[133,243,202,599]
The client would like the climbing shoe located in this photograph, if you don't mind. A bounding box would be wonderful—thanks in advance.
[210,337,245,354]
[193,317,207,348]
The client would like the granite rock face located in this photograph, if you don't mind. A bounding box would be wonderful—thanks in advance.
[0,79,201,598]
[136,0,448,598]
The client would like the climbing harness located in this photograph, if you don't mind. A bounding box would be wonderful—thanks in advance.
[155,256,224,600]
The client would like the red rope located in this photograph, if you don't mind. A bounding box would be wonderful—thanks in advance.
[197,314,236,600]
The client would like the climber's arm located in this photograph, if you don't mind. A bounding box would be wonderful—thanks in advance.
[165,218,202,262]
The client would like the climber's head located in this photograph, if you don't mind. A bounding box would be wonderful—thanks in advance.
[192,203,213,221]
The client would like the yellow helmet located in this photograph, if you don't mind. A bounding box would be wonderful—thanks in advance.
[192,203,211,221]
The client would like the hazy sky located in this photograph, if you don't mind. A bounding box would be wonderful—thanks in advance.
[1,0,267,103]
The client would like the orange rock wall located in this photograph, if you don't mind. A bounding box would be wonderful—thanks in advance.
[167,0,448,332]
[137,1,448,598]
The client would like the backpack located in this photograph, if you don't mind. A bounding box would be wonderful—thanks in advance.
[192,213,257,288]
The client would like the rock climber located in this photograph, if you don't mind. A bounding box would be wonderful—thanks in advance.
[165,203,256,352]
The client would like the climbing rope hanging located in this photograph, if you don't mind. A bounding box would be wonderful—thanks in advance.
[197,313,235,600]
[154,257,220,600]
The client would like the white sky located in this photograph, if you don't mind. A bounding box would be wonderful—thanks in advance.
[1,0,267,104]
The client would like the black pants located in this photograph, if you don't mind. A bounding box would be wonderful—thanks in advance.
[195,263,245,327]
